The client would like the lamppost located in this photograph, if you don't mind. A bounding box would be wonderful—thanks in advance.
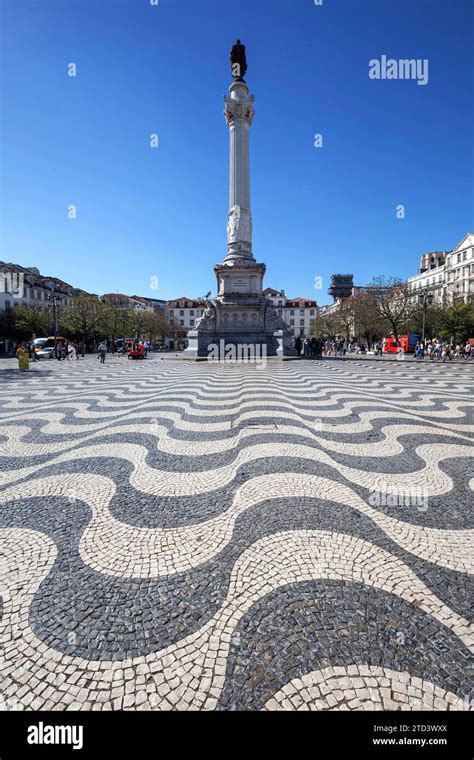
[48,294,61,356]
[418,292,434,343]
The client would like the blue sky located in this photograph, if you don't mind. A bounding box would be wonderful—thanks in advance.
[1,0,473,304]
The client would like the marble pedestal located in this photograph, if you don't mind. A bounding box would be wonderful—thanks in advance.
[184,258,296,359]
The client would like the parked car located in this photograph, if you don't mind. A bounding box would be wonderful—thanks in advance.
[33,337,66,359]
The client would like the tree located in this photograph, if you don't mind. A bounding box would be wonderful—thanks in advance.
[60,295,109,347]
[0,308,17,340]
[335,298,355,342]
[8,304,49,340]
[402,299,445,340]
[310,312,342,339]
[438,302,474,343]
[103,304,134,351]
[128,308,148,339]
[141,310,172,343]
[351,291,386,346]
[371,276,415,343]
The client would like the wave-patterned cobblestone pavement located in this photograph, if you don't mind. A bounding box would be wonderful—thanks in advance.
[0,356,473,711]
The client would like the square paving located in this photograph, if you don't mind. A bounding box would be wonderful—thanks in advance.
[0,355,473,711]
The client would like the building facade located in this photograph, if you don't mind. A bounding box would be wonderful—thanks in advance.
[408,234,474,304]
[165,297,207,331]
[444,233,474,303]
[0,262,83,313]
[102,293,151,311]
[263,289,317,337]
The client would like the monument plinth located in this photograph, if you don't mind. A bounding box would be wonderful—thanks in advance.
[184,41,295,359]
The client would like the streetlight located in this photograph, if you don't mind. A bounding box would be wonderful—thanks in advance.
[48,294,61,356]
[418,292,434,343]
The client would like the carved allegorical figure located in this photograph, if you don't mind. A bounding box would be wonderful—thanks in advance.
[226,205,252,243]
[195,304,216,330]
[265,305,287,331]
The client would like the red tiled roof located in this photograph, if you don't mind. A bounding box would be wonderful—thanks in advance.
[286,297,318,306]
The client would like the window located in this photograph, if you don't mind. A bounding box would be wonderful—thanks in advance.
[300,319,305,326]
[310,309,315,316]
[179,310,184,316]
[290,309,294,316]
[463,252,467,260]
[457,253,461,262]
[300,309,304,315]
[278,300,282,306]
[179,301,184,307]
[277,309,282,316]
[179,319,184,326]
[190,310,194,316]
[190,319,194,326]
[290,319,294,326]
[169,309,174,316]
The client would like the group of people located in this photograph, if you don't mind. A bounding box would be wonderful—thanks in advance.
[96,339,149,364]
[55,341,83,360]
[322,339,364,356]
[16,342,39,361]
[414,340,472,362]
[294,336,323,358]
[294,337,365,358]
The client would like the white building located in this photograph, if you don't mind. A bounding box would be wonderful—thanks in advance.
[444,233,474,303]
[408,234,474,304]
[407,252,447,303]
[0,262,80,313]
[165,297,207,331]
[263,288,317,337]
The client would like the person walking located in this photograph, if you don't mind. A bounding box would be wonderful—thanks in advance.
[98,340,107,364]
[294,336,302,356]
[464,341,471,360]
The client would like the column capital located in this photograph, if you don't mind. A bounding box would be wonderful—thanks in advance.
[224,92,255,127]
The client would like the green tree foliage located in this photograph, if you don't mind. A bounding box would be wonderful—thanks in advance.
[0,304,49,340]
[438,302,474,342]
[60,295,109,344]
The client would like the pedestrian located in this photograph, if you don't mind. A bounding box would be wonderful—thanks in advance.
[294,336,302,356]
[98,340,107,364]
[67,342,76,361]
[464,341,471,360]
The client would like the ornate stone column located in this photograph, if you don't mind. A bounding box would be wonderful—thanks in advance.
[224,81,255,262]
